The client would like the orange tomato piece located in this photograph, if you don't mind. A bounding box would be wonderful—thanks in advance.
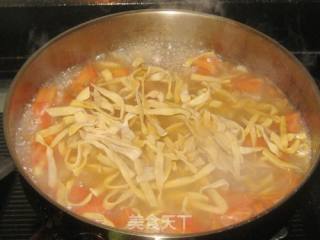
[39,112,54,129]
[243,135,267,147]
[32,86,57,129]
[31,142,47,167]
[74,196,105,215]
[182,216,206,233]
[69,184,91,204]
[32,86,57,116]
[44,134,55,145]
[231,76,264,94]
[111,207,134,228]
[285,112,301,133]
[68,64,98,96]
[193,57,218,75]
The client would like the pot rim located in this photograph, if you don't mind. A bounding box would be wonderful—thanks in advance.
[4,8,320,239]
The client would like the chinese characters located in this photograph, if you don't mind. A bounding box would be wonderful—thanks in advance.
[127,214,192,233]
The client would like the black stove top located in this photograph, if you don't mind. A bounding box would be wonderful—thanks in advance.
[0,1,320,239]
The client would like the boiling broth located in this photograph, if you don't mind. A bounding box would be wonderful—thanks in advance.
[15,50,311,234]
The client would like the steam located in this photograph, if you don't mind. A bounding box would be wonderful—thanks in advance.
[27,27,49,55]
[155,0,226,15]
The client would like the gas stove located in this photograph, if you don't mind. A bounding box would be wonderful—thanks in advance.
[0,1,319,239]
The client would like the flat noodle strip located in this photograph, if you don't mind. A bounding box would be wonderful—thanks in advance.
[200,179,229,193]
[134,157,158,207]
[257,125,279,155]
[85,140,145,200]
[86,140,135,178]
[96,154,117,168]
[262,149,300,171]
[187,89,210,107]
[191,200,222,214]
[76,87,90,101]
[199,180,229,214]
[103,189,133,209]
[204,189,228,214]
[46,147,57,188]
[50,129,68,148]
[90,172,120,197]
[165,163,215,189]
[85,133,141,160]
[145,108,191,117]
[280,116,288,148]
[140,182,158,207]
[93,85,125,119]
[38,123,64,138]
[154,142,165,193]
[46,106,82,117]
[176,151,198,174]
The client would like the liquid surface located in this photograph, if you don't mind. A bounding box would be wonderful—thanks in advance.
[15,50,311,234]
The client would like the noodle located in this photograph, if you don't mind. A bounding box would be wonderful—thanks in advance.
[15,51,311,234]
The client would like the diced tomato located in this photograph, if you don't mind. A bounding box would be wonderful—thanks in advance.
[285,112,301,133]
[111,67,129,78]
[68,64,98,96]
[32,102,48,117]
[31,142,47,166]
[34,86,56,103]
[74,195,105,215]
[32,86,57,116]
[231,76,264,94]
[44,134,55,145]
[32,86,57,129]
[243,135,267,147]
[69,184,91,204]
[39,112,54,129]
[111,207,134,228]
[193,57,218,76]
[182,216,206,233]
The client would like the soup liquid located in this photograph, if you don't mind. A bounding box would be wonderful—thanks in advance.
[15,49,311,234]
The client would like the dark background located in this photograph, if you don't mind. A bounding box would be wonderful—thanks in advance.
[0,0,319,79]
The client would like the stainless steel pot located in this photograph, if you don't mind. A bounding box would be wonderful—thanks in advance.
[4,9,320,240]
